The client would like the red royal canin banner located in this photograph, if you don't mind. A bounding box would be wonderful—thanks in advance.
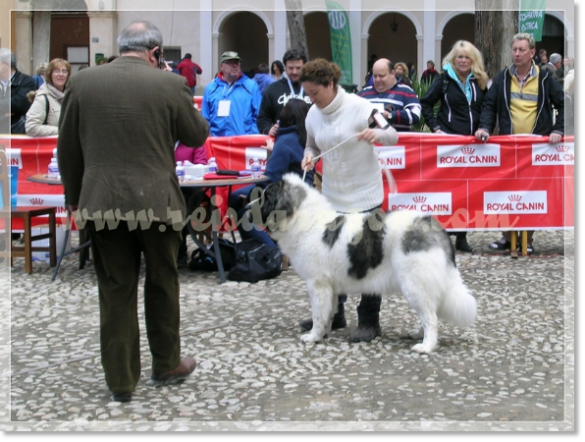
[1,133,574,231]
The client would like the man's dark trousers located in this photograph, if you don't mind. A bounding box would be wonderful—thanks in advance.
[88,220,183,394]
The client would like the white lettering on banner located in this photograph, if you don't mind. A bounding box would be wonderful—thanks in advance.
[484,191,547,214]
[244,147,268,170]
[532,142,575,166]
[375,145,405,169]
[388,192,452,215]
[520,11,544,21]
[6,148,23,168]
[16,194,67,215]
[437,144,501,168]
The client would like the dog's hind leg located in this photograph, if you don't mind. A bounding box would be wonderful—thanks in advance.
[301,279,335,343]
[410,310,439,354]
[397,279,440,353]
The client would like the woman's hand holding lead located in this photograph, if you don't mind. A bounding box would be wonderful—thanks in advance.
[301,154,315,171]
[357,128,377,145]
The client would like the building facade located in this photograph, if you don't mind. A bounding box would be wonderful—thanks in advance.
[1,0,575,92]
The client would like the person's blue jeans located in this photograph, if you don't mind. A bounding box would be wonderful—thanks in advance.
[228,185,276,247]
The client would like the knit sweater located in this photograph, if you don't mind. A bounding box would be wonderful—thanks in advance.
[305,86,398,212]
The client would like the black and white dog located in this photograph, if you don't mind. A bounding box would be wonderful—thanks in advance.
[253,174,477,353]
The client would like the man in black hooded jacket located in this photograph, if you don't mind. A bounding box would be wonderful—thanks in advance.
[256,48,312,136]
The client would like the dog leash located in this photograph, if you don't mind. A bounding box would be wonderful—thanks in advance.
[302,134,398,197]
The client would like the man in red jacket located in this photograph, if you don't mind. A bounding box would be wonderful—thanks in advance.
[177,53,203,95]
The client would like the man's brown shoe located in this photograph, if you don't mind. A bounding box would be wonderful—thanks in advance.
[151,357,197,385]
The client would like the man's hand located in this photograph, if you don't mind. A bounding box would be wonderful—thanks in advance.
[548,132,562,144]
[475,129,489,142]
[268,123,279,137]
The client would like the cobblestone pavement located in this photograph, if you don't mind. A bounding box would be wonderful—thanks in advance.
[0,230,575,432]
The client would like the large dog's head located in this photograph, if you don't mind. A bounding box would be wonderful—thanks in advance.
[248,173,309,235]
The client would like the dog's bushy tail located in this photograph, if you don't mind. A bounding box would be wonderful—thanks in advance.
[437,269,477,328]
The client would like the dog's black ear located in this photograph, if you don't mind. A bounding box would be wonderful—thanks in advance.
[259,179,298,223]
[259,180,284,222]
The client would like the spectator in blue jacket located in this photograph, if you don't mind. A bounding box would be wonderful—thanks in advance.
[201,51,261,136]
[228,98,314,246]
[253,63,274,94]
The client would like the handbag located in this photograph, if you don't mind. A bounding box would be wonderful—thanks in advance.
[227,239,282,283]
[188,238,236,272]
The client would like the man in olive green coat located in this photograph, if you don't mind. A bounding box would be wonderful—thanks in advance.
[57,21,209,402]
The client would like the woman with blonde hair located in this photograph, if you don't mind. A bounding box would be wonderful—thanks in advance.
[420,40,488,253]
[25,58,71,137]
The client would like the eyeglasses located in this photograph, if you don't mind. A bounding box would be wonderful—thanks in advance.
[53,69,69,75]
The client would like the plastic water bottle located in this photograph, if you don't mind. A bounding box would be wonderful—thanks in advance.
[175,161,185,183]
[251,157,262,179]
[48,157,59,180]
[208,157,218,173]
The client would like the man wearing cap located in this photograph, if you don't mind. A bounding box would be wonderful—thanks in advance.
[547,53,564,84]
[201,51,262,136]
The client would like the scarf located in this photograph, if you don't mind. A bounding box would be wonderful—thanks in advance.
[443,63,473,104]
[46,82,65,102]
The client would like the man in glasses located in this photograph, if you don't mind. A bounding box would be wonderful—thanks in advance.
[0,48,35,134]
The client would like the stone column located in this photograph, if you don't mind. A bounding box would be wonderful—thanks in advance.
[273,0,287,60]
[199,2,213,88]
[87,11,117,66]
[416,34,424,81]
[422,4,437,69]
[14,11,33,74]
[32,11,51,74]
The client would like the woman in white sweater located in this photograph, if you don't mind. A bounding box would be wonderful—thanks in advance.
[25,58,71,137]
[299,58,398,343]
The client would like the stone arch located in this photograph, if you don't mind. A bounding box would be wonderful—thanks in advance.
[213,9,273,36]
[213,10,272,73]
[437,11,474,37]
[363,10,422,37]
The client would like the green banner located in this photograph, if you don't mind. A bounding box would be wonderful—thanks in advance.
[519,0,546,42]
[326,0,353,85]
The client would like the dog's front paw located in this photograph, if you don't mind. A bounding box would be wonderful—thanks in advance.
[411,343,435,354]
[301,332,324,343]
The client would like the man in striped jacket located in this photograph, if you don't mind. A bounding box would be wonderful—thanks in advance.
[358,58,421,131]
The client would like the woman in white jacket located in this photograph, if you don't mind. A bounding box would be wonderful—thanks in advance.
[25,58,71,137]
[299,58,398,343]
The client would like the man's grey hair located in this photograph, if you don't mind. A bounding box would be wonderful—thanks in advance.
[512,33,536,50]
[117,21,163,54]
[0,48,16,69]
[549,53,562,65]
